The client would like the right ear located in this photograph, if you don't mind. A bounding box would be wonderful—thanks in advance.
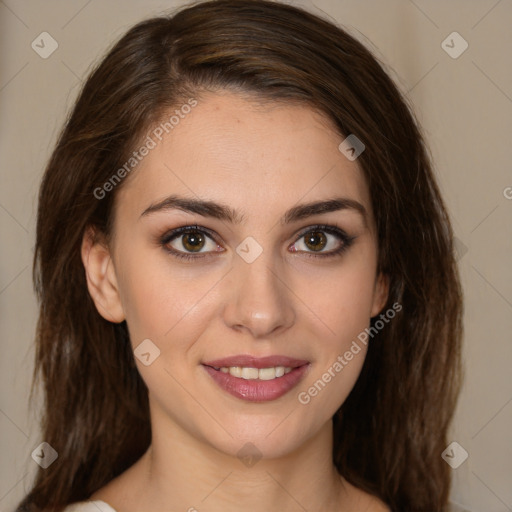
[81,227,125,323]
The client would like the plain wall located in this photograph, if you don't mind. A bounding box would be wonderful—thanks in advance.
[1,1,511,511]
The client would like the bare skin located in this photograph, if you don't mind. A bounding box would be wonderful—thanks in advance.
[84,90,390,512]
[92,450,389,511]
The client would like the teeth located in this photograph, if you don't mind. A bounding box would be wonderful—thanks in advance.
[258,367,277,380]
[230,366,242,378]
[217,366,294,380]
[275,366,285,377]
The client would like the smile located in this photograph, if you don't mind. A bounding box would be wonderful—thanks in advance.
[213,365,293,380]
[201,355,310,402]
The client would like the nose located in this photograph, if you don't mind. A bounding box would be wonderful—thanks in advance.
[222,251,296,339]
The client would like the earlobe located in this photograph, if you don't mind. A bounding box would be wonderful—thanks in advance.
[81,227,125,323]
[370,272,390,317]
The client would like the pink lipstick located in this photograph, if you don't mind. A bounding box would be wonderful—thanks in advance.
[202,355,310,402]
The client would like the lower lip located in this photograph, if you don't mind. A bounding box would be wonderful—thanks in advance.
[202,364,310,402]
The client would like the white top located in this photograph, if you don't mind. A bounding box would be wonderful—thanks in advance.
[62,500,117,512]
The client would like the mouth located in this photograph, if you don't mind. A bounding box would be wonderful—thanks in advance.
[201,355,310,402]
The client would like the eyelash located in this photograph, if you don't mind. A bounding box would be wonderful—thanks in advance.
[159,224,356,262]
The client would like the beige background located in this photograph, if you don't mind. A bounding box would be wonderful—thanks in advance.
[1,1,511,511]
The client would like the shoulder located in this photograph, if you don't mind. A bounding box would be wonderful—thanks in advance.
[62,500,118,512]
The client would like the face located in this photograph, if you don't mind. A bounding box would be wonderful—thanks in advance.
[83,90,388,459]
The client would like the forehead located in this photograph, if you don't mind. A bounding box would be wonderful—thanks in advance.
[114,91,372,224]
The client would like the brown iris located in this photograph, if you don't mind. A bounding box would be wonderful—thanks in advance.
[182,231,205,252]
[304,231,327,252]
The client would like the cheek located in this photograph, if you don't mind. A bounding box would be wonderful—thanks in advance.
[318,270,375,331]
[115,248,223,351]
[296,342,368,438]
[291,252,378,348]
[295,271,373,423]
[292,254,377,413]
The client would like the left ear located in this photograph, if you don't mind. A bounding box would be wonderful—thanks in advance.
[370,272,390,317]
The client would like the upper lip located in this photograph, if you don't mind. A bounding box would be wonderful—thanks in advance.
[202,355,310,369]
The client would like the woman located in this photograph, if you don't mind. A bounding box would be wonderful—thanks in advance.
[17,0,463,510]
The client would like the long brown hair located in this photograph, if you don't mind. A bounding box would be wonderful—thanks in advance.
[17,1,463,510]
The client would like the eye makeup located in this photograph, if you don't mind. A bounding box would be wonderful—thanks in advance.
[158,223,356,262]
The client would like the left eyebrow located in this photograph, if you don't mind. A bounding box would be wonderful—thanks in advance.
[139,194,367,226]
[283,198,367,225]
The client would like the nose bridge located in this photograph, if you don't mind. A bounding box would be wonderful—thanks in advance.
[223,244,295,338]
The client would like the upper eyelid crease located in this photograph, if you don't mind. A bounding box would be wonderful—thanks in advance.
[140,195,367,227]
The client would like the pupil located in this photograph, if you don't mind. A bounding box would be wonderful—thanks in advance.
[183,231,204,252]
[305,231,326,252]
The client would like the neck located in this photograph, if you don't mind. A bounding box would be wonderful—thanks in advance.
[119,405,349,511]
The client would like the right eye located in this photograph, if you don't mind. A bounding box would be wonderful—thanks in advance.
[160,225,225,261]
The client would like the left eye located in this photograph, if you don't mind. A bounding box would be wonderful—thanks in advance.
[290,228,347,254]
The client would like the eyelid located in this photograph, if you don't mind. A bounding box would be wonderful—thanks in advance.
[290,223,354,254]
[160,224,222,249]
[161,224,220,244]
[294,223,343,240]
[159,223,354,260]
